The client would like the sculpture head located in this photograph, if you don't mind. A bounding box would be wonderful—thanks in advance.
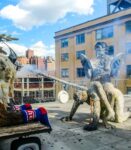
[80,54,87,63]
[76,90,88,102]
[95,42,108,59]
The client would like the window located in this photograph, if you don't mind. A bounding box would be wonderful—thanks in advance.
[24,78,27,83]
[44,90,54,98]
[126,43,131,54]
[125,21,131,33]
[107,46,114,55]
[24,92,27,97]
[61,53,69,61]
[61,38,68,48]
[61,68,69,78]
[77,68,85,77]
[29,91,35,98]
[76,33,85,44]
[76,50,85,59]
[127,87,131,95]
[14,91,22,98]
[96,26,113,40]
[29,78,39,83]
[96,30,102,40]
[127,65,131,78]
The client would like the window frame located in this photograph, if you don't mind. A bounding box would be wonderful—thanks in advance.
[61,53,69,61]
[76,50,86,59]
[127,87,131,95]
[96,26,114,40]
[76,68,85,77]
[126,43,131,54]
[61,38,68,48]
[125,21,131,33]
[126,65,131,78]
[76,33,85,45]
[61,68,69,78]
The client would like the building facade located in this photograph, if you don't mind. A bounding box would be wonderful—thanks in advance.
[17,56,29,65]
[26,49,34,59]
[14,65,56,104]
[18,49,55,72]
[55,8,131,97]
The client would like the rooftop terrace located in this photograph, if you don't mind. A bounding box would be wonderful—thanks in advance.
[32,98,131,150]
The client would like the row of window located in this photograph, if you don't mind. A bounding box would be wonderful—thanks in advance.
[61,50,85,61]
[61,33,85,48]
[61,68,85,78]
[61,42,131,62]
[61,46,114,62]
[61,65,131,78]
[61,21,131,48]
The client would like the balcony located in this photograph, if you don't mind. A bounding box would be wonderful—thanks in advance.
[14,83,22,88]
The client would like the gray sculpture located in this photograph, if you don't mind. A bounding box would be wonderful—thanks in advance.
[80,42,124,83]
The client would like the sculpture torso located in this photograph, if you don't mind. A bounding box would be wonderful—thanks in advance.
[80,42,123,84]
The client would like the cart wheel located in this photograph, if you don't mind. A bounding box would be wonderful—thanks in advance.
[11,137,41,150]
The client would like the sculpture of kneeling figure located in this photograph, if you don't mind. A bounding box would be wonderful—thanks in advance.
[61,82,131,131]
[81,82,131,131]
[103,83,131,123]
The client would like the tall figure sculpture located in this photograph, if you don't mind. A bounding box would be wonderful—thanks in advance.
[0,46,16,109]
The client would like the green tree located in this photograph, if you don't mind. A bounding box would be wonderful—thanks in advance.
[0,34,18,64]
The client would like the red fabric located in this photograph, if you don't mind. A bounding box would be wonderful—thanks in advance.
[25,103,31,108]
[39,107,47,114]
[26,110,36,121]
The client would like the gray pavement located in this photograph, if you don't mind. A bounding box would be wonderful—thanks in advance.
[33,99,131,150]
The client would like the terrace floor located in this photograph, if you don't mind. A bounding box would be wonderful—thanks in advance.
[33,99,131,150]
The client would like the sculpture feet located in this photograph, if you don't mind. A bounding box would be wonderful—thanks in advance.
[60,116,72,122]
[103,121,116,129]
[106,111,115,121]
[83,122,98,131]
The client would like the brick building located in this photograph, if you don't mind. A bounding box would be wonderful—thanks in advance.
[55,1,131,97]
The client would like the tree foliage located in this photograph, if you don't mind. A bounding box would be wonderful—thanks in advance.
[0,34,18,42]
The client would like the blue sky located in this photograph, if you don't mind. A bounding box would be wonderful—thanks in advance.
[0,0,107,57]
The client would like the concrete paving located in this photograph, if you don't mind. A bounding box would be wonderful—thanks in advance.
[33,99,131,150]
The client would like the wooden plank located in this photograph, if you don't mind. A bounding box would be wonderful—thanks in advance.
[37,72,88,91]
[0,123,51,140]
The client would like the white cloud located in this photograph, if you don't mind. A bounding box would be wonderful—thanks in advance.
[0,0,94,30]
[0,42,27,56]
[0,41,55,57]
[30,41,55,57]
